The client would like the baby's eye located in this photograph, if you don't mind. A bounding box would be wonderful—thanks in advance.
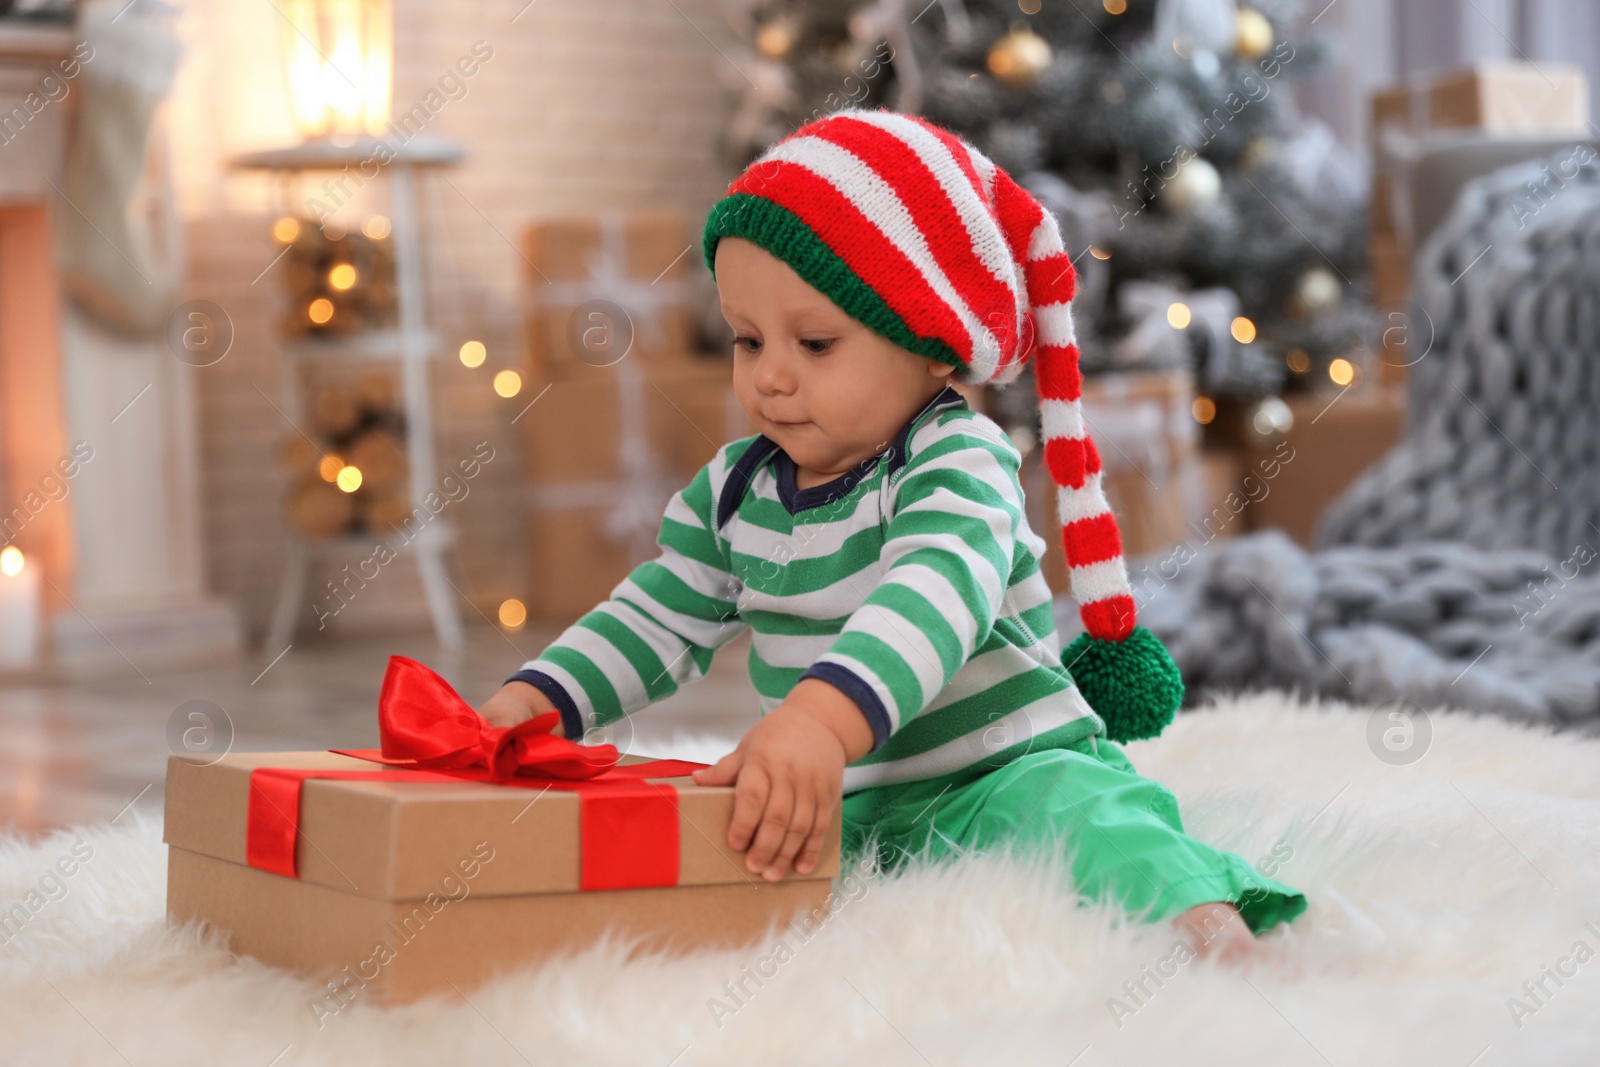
[800,338,833,355]
[732,335,761,353]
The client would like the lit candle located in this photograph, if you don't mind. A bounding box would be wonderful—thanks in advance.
[0,546,42,668]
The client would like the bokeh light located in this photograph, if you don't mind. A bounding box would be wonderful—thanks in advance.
[493,370,522,398]
[336,465,363,493]
[498,599,527,630]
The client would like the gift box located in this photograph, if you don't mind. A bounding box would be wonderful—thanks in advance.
[1241,383,1406,547]
[1025,369,1203,589]
[521,211,702,381]
[163,659,840,1007]
[1371,62,1589,143]
[520,357,751,622]
[1368,61,1590,346]
[1369,230,1412,309]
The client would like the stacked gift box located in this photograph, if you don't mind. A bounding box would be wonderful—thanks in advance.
[518,211,752,622]
[1025,368,1208,591]
[1368,62,1590,382]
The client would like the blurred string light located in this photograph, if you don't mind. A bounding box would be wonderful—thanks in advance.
[272,216,301,244]
[1230,316,1256,343]
[1167,302,1192,329]
[361,214,391,240]
[1191,396,1216,424]
[328,263,358,290]
[755,13,797,58]
[498,598,527,630]
[0,546,24,577]
[1286,348,1311,373]
[318,453,345,482]
[1103,0,1126,12]
[308,298,334,324]
[335,465,363,493]
[458,340,486,368]
[1089,246,1111,260]
[1251,396,1294,438]
[493,369,522,398]
[1328,357,1355,385]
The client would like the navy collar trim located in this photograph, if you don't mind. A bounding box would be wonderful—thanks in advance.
[769,385,966,516]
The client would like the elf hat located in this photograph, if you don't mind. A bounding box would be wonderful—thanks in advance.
[702,107,1182,741]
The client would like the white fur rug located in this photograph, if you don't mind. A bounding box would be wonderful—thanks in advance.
[5,693,1600,1066]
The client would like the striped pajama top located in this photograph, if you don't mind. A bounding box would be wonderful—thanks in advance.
[511,385,1105,794]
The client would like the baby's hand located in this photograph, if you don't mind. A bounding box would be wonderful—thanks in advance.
[477,681,565,735]
[692,677,874,881]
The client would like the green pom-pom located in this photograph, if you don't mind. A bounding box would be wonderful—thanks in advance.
[1062,624,1185,743]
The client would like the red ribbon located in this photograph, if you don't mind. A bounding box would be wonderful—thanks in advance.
[245,655,707,890]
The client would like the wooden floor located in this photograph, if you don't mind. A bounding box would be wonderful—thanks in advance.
[0,624,759,838]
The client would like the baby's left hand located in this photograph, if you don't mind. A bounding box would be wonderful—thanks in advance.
[692,677,874,881]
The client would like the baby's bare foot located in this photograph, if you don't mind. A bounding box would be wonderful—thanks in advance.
[1174,902,1260,964]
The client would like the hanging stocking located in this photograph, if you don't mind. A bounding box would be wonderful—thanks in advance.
[52,0,183,338]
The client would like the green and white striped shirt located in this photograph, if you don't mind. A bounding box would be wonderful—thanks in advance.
[511,385,1104,794]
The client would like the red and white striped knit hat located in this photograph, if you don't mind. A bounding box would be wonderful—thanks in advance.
[702,107,1137,644]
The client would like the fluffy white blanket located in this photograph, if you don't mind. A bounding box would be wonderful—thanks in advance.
[4,693,1598,1066]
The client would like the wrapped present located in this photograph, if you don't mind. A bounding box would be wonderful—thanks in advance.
[1241,384,1406,547]
[164,657,839,1008]
[1368,61,1590,330]
[1025,368,1203,590]
[520,211,702,380]
[517,207,749,621]
[1371,62,1589,147]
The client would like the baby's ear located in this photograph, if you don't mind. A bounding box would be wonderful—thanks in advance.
[928,359,958,379]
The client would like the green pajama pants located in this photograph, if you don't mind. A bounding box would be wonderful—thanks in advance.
[839,733,1307,935]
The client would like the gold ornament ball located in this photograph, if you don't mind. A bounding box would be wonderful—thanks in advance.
[1295,267,1342,316]
[987,25,1053,88]
[1235,8,1273,58]
[1163,155,1222,215]
[1238,135,1272,170]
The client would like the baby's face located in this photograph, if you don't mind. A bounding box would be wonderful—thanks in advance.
[715,237,956,479]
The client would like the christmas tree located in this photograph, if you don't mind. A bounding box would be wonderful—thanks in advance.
[718,0,1372,433]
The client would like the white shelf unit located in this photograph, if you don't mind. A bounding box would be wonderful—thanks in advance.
[233,137,467,653]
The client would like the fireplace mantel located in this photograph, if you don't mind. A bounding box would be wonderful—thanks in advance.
[0,18,242,678]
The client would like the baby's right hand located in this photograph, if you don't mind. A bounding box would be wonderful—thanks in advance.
[477,681,565,735]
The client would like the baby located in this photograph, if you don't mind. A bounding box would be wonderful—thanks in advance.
[480,108,1305,959]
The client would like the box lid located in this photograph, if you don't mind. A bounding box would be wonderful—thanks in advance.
[163,750,839,901]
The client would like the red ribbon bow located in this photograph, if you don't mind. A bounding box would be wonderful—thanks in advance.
[245,655,707,890]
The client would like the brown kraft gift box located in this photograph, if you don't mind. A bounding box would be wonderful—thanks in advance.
[1026,368,1202,590]
[1370,62,1590,142]
[1367,61,1590,369]
[1242,384,1406,547]
[521,211,700,380]
[164,750,841,1010]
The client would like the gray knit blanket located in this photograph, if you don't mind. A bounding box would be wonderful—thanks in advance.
[1098,529,1600,729]
[1318,144,1600,554]
[1052,146,1600,729]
